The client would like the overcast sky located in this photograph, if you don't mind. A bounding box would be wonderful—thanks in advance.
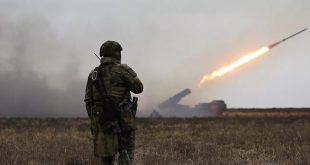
[0,0,309,117]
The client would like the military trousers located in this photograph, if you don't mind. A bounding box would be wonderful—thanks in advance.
[118,130,135,165]
[91,117,135,164]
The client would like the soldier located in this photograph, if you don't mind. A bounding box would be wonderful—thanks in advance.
[84,41,143,165]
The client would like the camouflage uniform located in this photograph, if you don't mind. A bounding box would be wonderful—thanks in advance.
[84,41,143,165]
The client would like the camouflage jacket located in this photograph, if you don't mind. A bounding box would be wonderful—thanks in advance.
[84,57,143,112]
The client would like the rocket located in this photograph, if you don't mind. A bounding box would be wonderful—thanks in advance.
[198,28,308,87]
[268,28,307,49]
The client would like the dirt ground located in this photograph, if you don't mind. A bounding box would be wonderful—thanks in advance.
[0,116,309,165]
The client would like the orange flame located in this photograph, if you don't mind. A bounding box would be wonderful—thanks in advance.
[198,46,270,87]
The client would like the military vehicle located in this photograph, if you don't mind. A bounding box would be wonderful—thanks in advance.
[151,88,226,117]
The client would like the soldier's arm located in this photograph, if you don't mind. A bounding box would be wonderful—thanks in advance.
[120,64,144,94]
[84,73,93,116]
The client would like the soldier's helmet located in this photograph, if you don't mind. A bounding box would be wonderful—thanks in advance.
[100,41,123,57]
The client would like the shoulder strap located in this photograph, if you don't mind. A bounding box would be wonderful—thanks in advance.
[92,65,116,109]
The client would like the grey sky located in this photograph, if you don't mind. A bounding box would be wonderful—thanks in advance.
[0,0,310,117]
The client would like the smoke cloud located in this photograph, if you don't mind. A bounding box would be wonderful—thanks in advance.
[0,17,85,117]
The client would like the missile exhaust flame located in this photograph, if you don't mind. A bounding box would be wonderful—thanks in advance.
[198,47,270,87]
[198,28,307,88]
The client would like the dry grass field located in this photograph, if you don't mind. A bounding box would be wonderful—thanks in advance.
[0,115,309,165]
